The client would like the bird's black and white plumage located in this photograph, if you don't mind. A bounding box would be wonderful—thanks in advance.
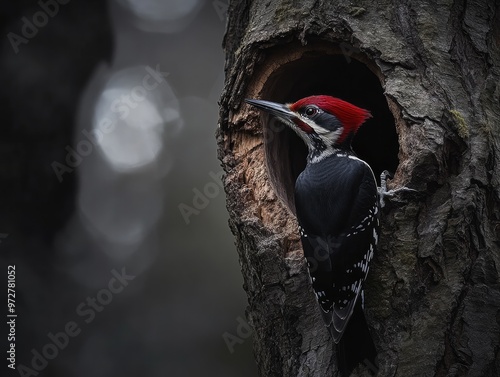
[246,95,379,376]
[295,150,379,343]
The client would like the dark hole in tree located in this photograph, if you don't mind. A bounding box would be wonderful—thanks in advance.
[259,52,399,213]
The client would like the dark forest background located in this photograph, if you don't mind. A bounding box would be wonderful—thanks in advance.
[1,1,256,376]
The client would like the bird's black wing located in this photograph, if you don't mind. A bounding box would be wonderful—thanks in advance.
[295,155,379,343]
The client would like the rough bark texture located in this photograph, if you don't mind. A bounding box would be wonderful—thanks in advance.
[217,1,500,376]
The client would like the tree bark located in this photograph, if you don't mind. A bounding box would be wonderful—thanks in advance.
[216,1,500,376]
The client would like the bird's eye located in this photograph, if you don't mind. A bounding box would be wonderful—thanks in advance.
[304,107,317,117]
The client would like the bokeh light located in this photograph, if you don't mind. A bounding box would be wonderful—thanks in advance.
[3,1,257,376]
[92,65,181,174]
[116,0,203,33]
[73,64,182,268]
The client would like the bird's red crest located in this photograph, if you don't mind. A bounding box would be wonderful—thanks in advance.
[290,95,371,142]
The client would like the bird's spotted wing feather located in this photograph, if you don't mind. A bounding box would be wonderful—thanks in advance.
[300,221,377,343]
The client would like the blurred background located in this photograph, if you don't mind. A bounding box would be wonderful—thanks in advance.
[1,0,256,376]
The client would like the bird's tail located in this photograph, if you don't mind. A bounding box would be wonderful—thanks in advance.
[336,300,378,376]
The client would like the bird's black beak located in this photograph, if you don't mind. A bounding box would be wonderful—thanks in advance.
[245,99,296,121]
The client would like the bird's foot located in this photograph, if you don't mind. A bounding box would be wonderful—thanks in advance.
[378,170,418,208]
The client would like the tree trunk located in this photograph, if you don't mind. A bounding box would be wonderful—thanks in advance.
[216,1,500,376]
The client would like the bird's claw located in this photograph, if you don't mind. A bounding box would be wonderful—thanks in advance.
[378,170,418,208]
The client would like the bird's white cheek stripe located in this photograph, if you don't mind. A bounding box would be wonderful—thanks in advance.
[298,115,343,145]
[317,127,343,147]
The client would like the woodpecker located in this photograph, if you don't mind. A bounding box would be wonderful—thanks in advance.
[246,95,379,376]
